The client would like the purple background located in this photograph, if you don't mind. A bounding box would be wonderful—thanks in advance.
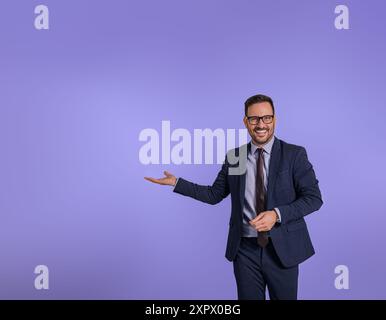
[0,0,385,299]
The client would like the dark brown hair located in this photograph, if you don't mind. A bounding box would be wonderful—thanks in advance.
[244,94,275,116]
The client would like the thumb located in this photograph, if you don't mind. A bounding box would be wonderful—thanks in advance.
[164,170,174,177]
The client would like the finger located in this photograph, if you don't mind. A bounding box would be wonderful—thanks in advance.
[257,225,268,232]
[249,220,258,227]
[251,218,265,225]
[250,215,263,224]
[255,221,266,229]
[255,225,267,232]
[144,177,163,184]
[249,220,263,230]
[250,218,267,229]
[254,213,265,221]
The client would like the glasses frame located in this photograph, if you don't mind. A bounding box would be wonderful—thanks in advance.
[246,115,274,125]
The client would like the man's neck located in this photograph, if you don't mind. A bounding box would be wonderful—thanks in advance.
[251,135,274,148]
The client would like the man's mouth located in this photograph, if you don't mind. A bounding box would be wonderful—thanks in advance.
[254,129,268,137]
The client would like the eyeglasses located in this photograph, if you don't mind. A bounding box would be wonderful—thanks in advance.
[246,115,274,125]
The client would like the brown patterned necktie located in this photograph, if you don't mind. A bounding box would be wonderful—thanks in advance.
[256,147,269,248]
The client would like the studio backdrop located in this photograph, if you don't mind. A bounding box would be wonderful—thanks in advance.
[0,0,385,299]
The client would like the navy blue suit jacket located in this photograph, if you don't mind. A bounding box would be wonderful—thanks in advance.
[173,137,323,268]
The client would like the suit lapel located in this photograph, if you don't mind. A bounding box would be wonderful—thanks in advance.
[267,137,281,207]
[238,142,250,210]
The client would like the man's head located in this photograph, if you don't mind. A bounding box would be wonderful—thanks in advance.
[243,94,276,146]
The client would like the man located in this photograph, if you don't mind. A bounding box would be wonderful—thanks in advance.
[145,94,323,300]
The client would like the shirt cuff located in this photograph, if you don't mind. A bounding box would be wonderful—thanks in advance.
[172,177,179,190]
[273,207,281,223]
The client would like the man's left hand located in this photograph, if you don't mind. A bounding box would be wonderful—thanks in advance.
[249,210,278,232]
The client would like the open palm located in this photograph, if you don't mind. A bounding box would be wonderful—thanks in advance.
[144,171,177,186]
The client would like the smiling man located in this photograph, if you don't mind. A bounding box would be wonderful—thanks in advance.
[145,94,323,300]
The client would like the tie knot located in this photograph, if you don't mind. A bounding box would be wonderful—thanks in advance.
[256,147,264,156]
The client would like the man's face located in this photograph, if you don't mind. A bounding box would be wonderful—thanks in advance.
[243,102,276,146]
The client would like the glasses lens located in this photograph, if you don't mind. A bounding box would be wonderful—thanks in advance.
[263,116,273,124]
[248,117,258,124]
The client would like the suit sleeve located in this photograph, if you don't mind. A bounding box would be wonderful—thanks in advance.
[173,158,230,205]
[276,147,323,224]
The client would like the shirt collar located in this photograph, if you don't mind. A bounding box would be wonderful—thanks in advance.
[250,135,275,155]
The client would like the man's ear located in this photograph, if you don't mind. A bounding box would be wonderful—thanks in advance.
[243,116,248,127]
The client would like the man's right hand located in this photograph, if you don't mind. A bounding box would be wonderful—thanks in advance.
[144,171,177,186]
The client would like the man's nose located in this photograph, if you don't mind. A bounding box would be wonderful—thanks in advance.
[255,119,266,127]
